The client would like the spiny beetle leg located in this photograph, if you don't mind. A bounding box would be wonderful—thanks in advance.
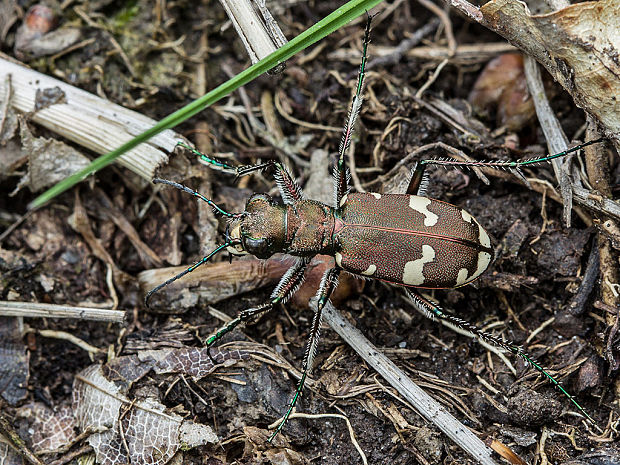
[269,267,340,442]
[205,305,270,364]
[176,142,304,205]
[407,162,429,196]
[273,162,304,205]
[417,138,607,180]
[204,257,310,363]
[334,15,371,208]
[404,289,597,426]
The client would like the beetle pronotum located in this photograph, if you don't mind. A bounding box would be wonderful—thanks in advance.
[146,16,600,440]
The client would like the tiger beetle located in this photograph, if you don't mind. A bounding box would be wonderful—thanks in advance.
[146,16,602,441]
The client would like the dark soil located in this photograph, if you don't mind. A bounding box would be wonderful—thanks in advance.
[1,1,618,464]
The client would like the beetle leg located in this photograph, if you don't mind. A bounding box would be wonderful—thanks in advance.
[176,142,304,205]
[176,141,272,177]
[406,162,430,196]
[404,289,597,425]
[334,15,371,208]
[413,137,607,187]
[273,162,305,205]
[269,267,340,442]
[204,257,310,361]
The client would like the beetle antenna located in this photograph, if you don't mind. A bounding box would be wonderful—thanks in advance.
[145,241,236,307]
[176,142,275,179]
[337,17,369,164]
[153,178,238,218]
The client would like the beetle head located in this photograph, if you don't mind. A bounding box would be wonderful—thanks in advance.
[226,193,286,259]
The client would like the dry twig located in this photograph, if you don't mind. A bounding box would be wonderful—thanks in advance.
[321,301,499,465]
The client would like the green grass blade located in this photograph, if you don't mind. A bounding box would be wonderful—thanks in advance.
[29,0,384,209]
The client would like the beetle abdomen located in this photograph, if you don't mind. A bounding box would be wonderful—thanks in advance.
[334,193,493,288]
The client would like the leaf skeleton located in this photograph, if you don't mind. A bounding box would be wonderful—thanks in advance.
[146,16,602,441]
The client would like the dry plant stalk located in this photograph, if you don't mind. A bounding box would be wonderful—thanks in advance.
[321,301,499,465]
[0,56,181,181]
[0,301,125,322]
[218,0,287,73]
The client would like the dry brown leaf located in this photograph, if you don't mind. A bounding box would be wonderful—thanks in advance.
[469,53,540,131]
[481,0,620,141]
[17,117,90,192]
[485,437,527,465]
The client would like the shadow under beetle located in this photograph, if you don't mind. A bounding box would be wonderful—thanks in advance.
[146,16,601,441]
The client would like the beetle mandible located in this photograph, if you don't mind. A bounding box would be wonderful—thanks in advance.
[146,16,599,440]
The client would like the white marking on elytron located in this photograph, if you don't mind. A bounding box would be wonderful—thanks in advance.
[461,208,491,248]
[361,264,376,276]
[371,192,381,199]
[409,197,438,227]
[403,245,435,285]
[474,251,492,278]
[339,194,348,207]
[455,251,492,286]
[335,252,343,267]
[456,268,469,286]
[477,222,491,248]
[461,209,473,223]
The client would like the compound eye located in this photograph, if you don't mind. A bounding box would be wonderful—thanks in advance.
[243,236,269,257]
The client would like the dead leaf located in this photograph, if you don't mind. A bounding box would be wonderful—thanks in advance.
[17,117,90,192]
[0,317,29,406]
[485,437,527,465]
[242,427,307,465]
[73,364,218,465]
[481,0,620,141]
[16,403,76,453]
[469,53,542,131]
[14,5,81,61]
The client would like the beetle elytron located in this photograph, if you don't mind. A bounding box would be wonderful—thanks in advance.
[146,17,598,440]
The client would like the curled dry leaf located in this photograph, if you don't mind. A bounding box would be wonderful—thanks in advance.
[17,117,90,193]
[480,0,620,141]
[101,346,249,384]
[8,347,247,465]
[469,53,538,131]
